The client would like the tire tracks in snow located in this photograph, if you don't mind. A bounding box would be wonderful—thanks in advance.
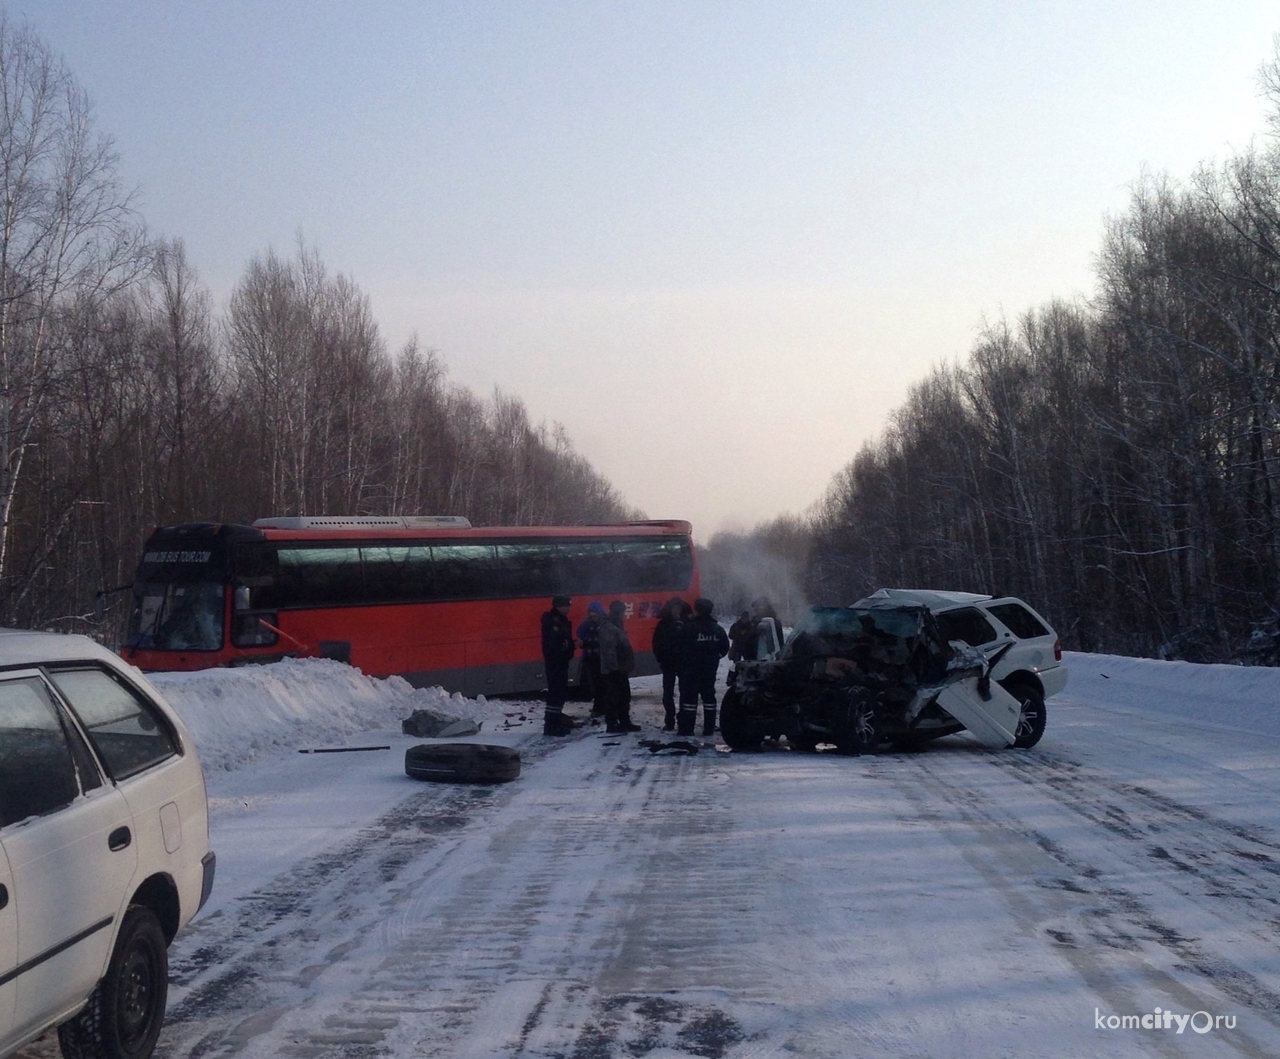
[150,710,761,1059]
[244,730,762,1058]
[152,741,554,1059]
[885,747,1280,1057]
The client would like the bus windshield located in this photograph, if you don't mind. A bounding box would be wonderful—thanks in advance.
[127,581,225,651]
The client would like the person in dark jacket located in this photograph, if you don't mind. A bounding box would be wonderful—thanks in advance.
[728,610,753,662]
[733,597,785,664]
[678,597,730,736]
[541,595,576,736]
[598,600,640,732]
[652,597,691,731]
[577,601,607,716]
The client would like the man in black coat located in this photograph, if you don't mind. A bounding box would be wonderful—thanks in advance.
[577,602,607,715]
[678,597,730,736]
[651,597,690,731]
[541,595,576,736]
[727,610,753,662]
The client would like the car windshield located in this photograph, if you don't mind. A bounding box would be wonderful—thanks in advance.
[786,605,927,657]
[126,581,225,651]
[782,604,957,684]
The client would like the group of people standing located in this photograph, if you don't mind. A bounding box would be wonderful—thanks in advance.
[652,597,729,736]
[539,596,640,736]
[539,594,731,738]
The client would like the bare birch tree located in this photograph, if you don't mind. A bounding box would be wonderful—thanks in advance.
[0,15,145,615]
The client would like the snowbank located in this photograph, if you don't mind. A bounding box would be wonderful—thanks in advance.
[1065,651,1280,740]
[148,658,520,772]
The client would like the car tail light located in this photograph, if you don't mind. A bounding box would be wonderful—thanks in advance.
[1053,638,1062,662]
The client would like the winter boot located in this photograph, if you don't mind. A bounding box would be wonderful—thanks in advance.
[662,710,676,732]
[702,708,717,736]
[543,710,573,737]
[676,706,697,737]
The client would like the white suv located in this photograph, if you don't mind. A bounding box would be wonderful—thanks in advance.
[855,589,1067,747]
[0,631,213,1059]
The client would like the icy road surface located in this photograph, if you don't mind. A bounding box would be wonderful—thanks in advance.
[23,654,1280,1058]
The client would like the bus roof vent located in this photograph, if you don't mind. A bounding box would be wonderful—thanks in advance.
[251,515,472,530]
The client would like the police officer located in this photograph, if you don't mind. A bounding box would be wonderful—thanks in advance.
[541,595,576,736]
[678,597,729,736]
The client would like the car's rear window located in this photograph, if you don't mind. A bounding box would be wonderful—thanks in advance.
[986,603,1050,639]
[49,667,179,779]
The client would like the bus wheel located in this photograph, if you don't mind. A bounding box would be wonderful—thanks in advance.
[405,743,521,784]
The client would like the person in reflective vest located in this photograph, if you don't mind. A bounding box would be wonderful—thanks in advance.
[678,597,729,736]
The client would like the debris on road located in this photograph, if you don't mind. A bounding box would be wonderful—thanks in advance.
[402,707,474,737]
[639,738,701,755]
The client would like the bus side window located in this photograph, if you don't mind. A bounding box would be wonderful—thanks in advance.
[232,612,278,647]
[362,546,434,603]
[432,544,499,600]
[495,544,560,598]
[657,537,694,591]
[591,538,694,593]
[611,541,647,592]
[234,541,282,609]
[275,547,364,607]
[555,541,617,595]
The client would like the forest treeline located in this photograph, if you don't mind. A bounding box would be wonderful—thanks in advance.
[713,43,1280,663]
[807,85,1280,660]
[0,17,635,637]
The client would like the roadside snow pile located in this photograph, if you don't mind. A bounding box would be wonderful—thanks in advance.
[1066,651,1280,740]
[148,658,511,772]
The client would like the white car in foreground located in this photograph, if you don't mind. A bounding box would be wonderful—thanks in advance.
[0,632,213,1059]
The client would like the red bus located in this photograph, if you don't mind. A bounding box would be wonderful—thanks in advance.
[121,516,700,697]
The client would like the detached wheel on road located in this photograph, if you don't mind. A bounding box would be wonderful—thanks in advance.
[719,689,764,751]
[405,743,521,783]
[58,905,168,1059]
[833,693,880,755]
[1004,683,1047,749]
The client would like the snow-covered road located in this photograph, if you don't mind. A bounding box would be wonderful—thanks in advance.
[21,654,1280,1057]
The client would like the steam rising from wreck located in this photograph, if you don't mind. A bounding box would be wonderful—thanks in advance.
[698,517,811,625]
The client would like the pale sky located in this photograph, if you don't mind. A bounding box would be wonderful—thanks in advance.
[15,1,1279,540]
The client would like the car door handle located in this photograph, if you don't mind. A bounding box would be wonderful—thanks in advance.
[0,884,7,910]
[108,826,132,852]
